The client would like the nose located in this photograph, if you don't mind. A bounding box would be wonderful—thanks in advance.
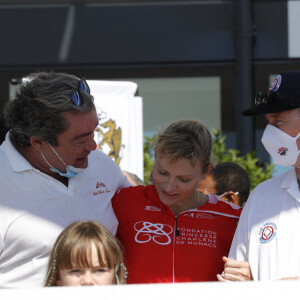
[89,139,97,151]
[80,271,94,286]
[163,178,177,193]
[85,136,97,151]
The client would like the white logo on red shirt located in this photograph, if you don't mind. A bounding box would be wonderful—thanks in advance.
[145,206,161,212]
[134,221,173,245]
[183,212,216,219]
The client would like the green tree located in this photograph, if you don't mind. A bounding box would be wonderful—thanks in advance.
[211,129,273,190]
[143,135,156,185]
[143,130,274,190]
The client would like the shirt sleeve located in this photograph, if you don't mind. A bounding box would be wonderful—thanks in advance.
[0,230,4,260]
[118,174,132,190]
[228,192,253,261]
[111,189,126,234]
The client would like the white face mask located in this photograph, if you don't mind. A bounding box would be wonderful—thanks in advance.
[261,124,300,167]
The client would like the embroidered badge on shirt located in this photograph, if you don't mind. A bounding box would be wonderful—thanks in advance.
[259,222,277,243]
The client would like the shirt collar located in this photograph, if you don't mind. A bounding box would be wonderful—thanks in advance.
[280,168,300,201]
[281,168,298,190]
[2,132,35,172]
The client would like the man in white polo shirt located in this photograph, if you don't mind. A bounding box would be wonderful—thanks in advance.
[218,71,300,281]
[0,72,130,287]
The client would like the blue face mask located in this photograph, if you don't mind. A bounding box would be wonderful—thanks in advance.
[41,144,86,179]
[49,165,82,179]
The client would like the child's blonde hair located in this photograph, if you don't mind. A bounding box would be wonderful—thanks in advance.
[45,221,127,286]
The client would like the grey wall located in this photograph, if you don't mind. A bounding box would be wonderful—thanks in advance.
[0,1,288,68]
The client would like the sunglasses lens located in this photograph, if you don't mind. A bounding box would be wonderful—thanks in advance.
[255,92,271,106]
[71,91,82,106]
[79,80,90,94]
[69,79,90,107]
[255,93,262,105]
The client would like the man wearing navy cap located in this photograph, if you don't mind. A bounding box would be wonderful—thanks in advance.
[218,71,300,281]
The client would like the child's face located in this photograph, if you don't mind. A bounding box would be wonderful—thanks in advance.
[57,243,115,286]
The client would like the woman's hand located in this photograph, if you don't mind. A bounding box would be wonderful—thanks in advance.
[278,276,299,280]
[217,256,253,281]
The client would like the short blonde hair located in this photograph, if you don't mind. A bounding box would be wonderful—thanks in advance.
[45,221,127,286]
[155,120,212,171]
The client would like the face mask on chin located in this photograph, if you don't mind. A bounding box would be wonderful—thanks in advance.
[49,165,85,179]
[41,143,86,179]
[261,124,300,167]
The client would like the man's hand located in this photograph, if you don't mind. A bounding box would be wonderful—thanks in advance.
[217,256,253,281]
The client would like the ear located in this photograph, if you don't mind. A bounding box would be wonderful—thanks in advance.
[296,135,300,150]
[202,162,214,180]
[30,136,47,152]
[221,191,240,207]
[56,274,62,286]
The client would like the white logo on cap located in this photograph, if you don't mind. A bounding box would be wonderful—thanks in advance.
[269,75,282,92]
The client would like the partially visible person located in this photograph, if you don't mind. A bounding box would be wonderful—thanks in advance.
[218,71,300,282]
[0,72,130,288]
[45,221,127,286]
[113,120,242,284]
[0,113,9,144]
[122,170,145,186]
[197,162,251,207]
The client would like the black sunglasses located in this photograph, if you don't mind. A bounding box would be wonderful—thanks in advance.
[255,91,274,106]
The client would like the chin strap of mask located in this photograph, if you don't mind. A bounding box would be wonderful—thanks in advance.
[41,151,56,170]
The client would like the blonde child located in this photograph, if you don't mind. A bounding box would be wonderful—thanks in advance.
[45,221,127,286]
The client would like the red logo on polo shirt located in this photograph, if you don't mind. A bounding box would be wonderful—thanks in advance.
[93,181,110,195]
[259,222,277,244]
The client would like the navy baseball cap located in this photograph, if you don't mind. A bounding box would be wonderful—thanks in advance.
[243,71,300,116]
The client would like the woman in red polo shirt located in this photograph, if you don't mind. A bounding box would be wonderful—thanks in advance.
[112,120,241,284]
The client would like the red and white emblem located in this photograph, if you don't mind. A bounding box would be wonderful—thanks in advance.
[259,222,277,243]
[261,226,274,240]
[269,75,282,92]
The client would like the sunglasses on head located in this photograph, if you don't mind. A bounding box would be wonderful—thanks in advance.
[254,91,274,106]
[70,78,90,107]
[44,79,91,121]
[49,78,90,114]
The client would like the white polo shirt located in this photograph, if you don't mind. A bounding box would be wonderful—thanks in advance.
[0,133,130,288]
[229,168,300,280]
